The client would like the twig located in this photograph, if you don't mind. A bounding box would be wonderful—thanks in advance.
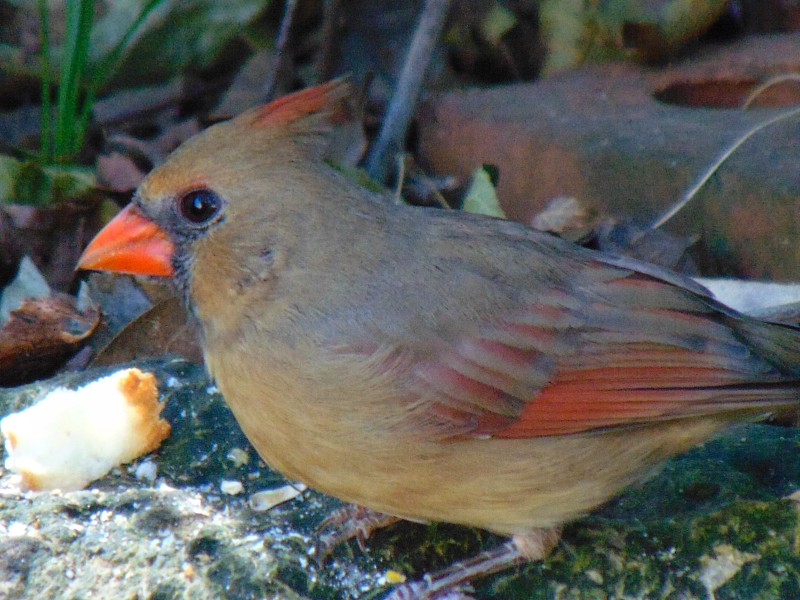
[365,0,452,182]
[263,0,299,101]
[393,155,405,201]
[315,0,342,83]
[742,74,800,108]
[650,104,800,230]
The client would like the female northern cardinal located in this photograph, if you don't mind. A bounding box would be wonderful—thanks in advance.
[78,80,800,598]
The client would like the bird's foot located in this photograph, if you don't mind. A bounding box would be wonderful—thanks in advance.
[315,504,399,564]
[383,527,561,600]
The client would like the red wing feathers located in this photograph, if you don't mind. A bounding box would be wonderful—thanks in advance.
[414,271,800,439]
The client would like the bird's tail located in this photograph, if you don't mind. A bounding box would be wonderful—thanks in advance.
[734,315,800,378]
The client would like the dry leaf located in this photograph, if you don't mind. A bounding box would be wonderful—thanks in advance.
[0,294,100,386]
[93,296,202,365]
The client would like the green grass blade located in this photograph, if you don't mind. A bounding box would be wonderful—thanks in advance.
[54,1,80,160]
[75,0,165,150]
[67,1,95,157]
[75,88,94,154]
[38,0,52,162]
[42,0,165,165]
[91,0,165,92]
[55,0,94,161]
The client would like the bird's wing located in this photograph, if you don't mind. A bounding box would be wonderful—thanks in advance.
[409,262,800,439]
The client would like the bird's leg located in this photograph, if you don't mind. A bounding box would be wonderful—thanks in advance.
[384,526,561,600]
[315,504,400,563]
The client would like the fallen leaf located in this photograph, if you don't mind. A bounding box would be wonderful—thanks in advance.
[530,196,593,241]
[96,151,148,193]
[0,294,100,386]
[0,255,50,323]
[596,219,698,273]
[462,165,506,218]
[213,49,277,118]
[0,197,105,291]
[93,296,202,366]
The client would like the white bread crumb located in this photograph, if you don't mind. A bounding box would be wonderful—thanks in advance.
[248,483,306,511]
[220,480,244,495]
[1,368,170,491]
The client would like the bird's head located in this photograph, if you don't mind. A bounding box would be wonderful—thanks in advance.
[78,79,353,328]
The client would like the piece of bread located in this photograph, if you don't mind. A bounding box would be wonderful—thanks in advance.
[1,368,170,490]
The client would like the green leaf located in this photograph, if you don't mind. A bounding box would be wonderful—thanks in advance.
[91,0,270,86]
[332,164,387,195]
[623,0,729,61]
[538,0,728,73]
[462,165,506,219]
[479,3,518,46]
[0,155,23,204]
[45,163,95,203]
[7,160,95,207]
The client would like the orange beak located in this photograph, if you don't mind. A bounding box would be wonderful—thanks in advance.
[77,204,175,276]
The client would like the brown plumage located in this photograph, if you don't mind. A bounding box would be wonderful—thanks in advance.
[78,80,800,598]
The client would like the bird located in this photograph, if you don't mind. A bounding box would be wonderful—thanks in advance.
[78,79,800,599]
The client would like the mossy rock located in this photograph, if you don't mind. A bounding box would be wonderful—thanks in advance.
[0,360,798,598]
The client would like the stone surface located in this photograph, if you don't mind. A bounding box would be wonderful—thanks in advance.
[0,361,386,600]
[418,34,800,280]
[0,360,799,598]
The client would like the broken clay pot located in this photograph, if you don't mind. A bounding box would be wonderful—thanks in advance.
[418,34,800,280]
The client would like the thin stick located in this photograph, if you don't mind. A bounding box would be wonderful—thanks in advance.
[315,0,341,83]
[393,154,405,200]
[650,105,800,230]
[365,0,452,182]
[263,0,299,102]
[743,74,800,109]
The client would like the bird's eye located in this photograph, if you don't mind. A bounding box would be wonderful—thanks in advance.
[177,188,221,224]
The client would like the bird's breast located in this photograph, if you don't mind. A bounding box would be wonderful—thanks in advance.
[203,332,423,494]
[202,330,730,534]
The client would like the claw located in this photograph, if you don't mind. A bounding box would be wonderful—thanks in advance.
[314,504,399,565]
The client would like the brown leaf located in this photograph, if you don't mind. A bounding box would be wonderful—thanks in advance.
[93,296,203,366]
[150,119,202,159]
[0,294,100,386]
[530,196,594,242]
[213,49,277,118]
[595,218,698,274]
[0,199,104,292]
[96,151,148,193]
